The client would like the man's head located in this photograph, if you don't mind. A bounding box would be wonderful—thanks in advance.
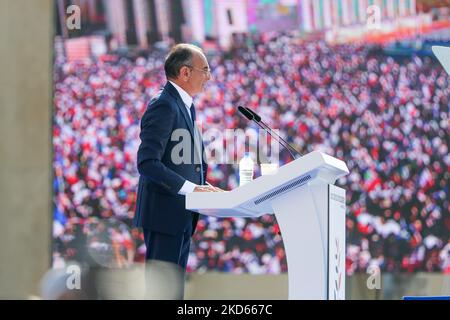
[164,43,211,97]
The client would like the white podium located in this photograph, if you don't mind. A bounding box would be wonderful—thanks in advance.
[186,151,349,300]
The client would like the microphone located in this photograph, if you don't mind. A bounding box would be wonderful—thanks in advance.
[237,106,254,121]
[237,106,302,160]
[244,107,302,159]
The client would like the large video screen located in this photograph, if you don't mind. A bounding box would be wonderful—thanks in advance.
[52,0,449,274]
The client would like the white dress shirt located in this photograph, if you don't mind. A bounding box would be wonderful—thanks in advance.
[169,81,198,195]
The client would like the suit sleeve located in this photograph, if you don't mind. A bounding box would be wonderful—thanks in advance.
[137,100,186,195]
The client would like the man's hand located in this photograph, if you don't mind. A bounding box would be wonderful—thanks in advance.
[193,185,224,192]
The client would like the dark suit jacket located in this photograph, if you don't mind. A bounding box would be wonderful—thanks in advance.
[133,82,207,236]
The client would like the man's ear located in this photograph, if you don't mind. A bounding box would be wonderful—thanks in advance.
[179,66,190,81]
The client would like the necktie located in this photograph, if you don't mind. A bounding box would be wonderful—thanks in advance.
[190,103,204,184]
[189,103,196,126]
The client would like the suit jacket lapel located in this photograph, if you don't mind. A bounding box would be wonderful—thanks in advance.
[165,82,205,165]
[165,82,195,140]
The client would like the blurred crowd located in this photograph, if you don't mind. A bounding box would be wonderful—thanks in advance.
[53,32,449,274]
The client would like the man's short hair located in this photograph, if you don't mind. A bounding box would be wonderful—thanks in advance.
[164,43,203,79]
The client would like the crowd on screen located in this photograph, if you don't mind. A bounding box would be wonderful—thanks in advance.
[53,32,449,274]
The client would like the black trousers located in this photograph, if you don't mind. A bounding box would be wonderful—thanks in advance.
[143,225,192,299]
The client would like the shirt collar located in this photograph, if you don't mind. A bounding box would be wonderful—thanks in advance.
[169,81,193,108]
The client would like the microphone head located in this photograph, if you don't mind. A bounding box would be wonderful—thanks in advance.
[238,106,254,120]
[245,107,261,122]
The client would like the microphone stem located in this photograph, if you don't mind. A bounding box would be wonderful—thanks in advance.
[258,121,302,158]
[252,120,298,160]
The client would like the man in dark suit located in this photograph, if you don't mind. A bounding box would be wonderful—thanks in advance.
[133,44,221,298]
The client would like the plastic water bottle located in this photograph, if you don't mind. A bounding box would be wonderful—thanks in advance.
[239,152,254,186]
